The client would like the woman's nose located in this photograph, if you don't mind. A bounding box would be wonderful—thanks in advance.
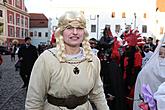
[73,28,78,34]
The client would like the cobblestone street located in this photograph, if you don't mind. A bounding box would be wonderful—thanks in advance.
[0,55,26,110]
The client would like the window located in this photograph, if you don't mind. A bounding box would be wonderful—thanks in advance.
[8,0,12,5]
[160,27,164,34]
[21,17,24,26]
[0,10,2,17]
[112,12,115,18]
[91,25,96,32]
[25,29,28,37]
[30,32,33,37]
[21,29,24,37]
[45,32,48,37]
[144,13,147,18]
[25,18,28,27]
[16,17,20,26]
[115,25,121,33]
[9,14,13,24]
[15,0,21,7]
[156,20,159,24]
[122,12,126,18]
[38,32,42,37]
[9,26,14,37]
[34,31,37,36]
[0,23,3,35]
[16,28,20,37]
[142,25,147,33]
[90,15,96,20]
[40,21,44,24]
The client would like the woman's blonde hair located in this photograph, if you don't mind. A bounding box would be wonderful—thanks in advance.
[55,11,93,62]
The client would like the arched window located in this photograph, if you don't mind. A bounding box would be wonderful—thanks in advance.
[112,12,115,18]
[144,13,147,18]
[122,12,126,18]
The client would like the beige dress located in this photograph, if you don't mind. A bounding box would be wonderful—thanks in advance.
[25,48,109,110]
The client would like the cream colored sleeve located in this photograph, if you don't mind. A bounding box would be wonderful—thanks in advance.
[89,57,110,110]
[25,52,50,110]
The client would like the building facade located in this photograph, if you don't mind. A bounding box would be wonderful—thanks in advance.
[155,0,165,39]
[52,0,164,40]
[29,13,50,47]
[0,0,29,46]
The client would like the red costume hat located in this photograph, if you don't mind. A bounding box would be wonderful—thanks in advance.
[124,29,142,46]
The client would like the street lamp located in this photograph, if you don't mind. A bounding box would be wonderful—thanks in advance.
[134,13,137,29]
[96,15,99,40]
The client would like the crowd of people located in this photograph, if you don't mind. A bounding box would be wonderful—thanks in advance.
[87,23,165,110]
[0,11,165,110]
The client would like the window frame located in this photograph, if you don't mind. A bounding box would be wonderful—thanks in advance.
[142,25,147,33]
[45,32,48,37]
[38,32,42,37]
[9,14,13,24]
[0,10,3,17]
[91,24,96,33]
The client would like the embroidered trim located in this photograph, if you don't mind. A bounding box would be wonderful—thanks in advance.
[47,49,87,64]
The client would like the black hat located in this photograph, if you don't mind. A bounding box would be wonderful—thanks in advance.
[25,37,31,42]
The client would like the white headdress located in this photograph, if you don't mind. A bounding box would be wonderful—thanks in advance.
[133,34,165,110]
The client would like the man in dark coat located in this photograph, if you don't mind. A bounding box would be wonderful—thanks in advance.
[18,37,38,88]
[98,30,126,110]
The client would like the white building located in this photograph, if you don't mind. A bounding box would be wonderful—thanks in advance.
[29,13,51,47]
[51,0,165,40]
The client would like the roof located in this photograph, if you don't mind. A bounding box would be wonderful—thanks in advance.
[29,13,48,28]
[157,0,165,12]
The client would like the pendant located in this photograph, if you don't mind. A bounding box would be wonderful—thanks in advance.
[73,67,79,74]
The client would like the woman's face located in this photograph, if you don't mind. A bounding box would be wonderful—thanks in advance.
[159,46,165,58]
[63,26,84,47]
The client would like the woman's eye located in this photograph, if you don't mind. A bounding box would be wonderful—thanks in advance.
[66,26,73,29]
[77,27,83,30]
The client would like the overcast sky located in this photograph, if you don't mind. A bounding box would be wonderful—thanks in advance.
[24,0,155,18]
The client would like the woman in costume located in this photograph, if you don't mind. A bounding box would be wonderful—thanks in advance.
[133,35,165,110]
[25,11,109,110]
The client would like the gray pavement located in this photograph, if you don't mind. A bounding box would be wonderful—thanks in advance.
[0,55,97,110]
[0,55,26,110]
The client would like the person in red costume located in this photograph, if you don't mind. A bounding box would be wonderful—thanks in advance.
[122,28,143,110]
[111,37,121,65]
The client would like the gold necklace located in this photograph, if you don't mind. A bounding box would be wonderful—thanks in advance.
[65,58,86,64]
[65,58,86,74]
[47,49,85,74]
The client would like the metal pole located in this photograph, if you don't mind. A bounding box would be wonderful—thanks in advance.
[134,13,136,29]
[96,15,99,40]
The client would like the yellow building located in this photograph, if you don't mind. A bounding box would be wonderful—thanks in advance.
[156,0,165,39]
